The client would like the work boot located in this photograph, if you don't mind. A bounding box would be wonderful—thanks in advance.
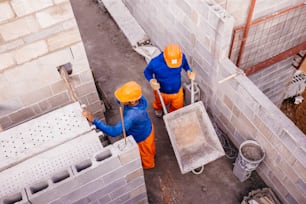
[154,110,163,118]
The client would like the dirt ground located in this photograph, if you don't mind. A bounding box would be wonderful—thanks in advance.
[71,1,267,203]
[281,89,306,135]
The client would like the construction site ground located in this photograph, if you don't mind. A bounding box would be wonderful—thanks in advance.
[71,1,268,203]
[281,89,306,135]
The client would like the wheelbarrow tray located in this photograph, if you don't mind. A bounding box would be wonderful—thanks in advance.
[163,101,225,174]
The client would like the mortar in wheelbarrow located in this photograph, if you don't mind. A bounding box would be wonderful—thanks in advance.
[163,101,225,174]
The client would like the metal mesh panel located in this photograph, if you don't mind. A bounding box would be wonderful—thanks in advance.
[230,5,306,70]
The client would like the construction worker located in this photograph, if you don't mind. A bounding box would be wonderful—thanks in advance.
[144,43,195,117]
[82,81,156,169]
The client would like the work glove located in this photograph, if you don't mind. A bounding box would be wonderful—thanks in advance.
[187,70,196,80]
[82,110,94,123]
[150,79,160,90]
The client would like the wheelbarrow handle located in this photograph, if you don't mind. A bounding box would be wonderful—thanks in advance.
[157,89,168,115]
[191,79,194,104]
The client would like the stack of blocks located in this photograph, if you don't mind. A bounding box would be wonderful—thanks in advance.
[0,137,147,204]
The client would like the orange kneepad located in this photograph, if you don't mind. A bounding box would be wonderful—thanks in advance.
[137,126,156,169]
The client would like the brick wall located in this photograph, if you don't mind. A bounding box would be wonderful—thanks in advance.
[0,0,105,130]
[124,0,306,203]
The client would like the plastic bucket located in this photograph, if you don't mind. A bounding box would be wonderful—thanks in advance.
[236,140,265,171]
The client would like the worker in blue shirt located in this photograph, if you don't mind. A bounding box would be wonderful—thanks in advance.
[144,43,195,117]
[82,81,156,169]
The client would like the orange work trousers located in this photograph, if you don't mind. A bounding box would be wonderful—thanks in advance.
[153,87,184,113]
[137,125,156,169]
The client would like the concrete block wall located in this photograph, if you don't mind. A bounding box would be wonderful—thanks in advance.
[248,57,297,107]
[0,0,105,130]
[0,136,147,204]
[124,0,306,203]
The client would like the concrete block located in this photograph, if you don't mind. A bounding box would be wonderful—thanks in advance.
[0,116,13,130]
[0,2,15,23]
[54,0,70,4]
[296,179,306,198]
[85,92,100,105]
[62,18,78,30]
[69,42,88,62]
[23,24,64,44]
[78,70,95,83]
[26,169,74,204]
[175,0,192,17]
[0,52,15,71]
[47,28,81,51]
[47,92,70,107]
[38,48,73,70]
[125,192,147,204]
[35,3,74,28]
[126,169,144,183]
[110,177,145,200]
[86,179,126,202]
[75,82,97,98]
[0,190,30,204]
[50,80,68,94]
[13,40,48,64]
[9,107,36,125]
[60,178,125,203]
[108,192,130,204]
[70,148,121,186]
[0,39,24,53]
[20,85,53,106]
[10,0,53,17]
[98,195,111,204]
[285,193,299,204]
[0,15,40,41]
[101,0,148,47]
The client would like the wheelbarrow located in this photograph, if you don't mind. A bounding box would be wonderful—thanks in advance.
[157,79,225,174]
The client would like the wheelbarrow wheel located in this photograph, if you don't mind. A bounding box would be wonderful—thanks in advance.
[192,165,204,175]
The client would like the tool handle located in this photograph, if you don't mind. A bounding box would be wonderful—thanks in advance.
[119,105,127,145]
[218,73,239,84]
[157,89,168,115]
[191,79,195,104]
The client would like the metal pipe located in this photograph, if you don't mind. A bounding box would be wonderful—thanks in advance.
[236,0,256,67]
[244,42,306,76]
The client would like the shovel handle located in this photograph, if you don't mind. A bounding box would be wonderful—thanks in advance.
[119,105,127,145]
[157,89,168,115]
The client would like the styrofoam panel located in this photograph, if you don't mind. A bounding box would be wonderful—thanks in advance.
[0,130,103,197]
[0,102,92,171]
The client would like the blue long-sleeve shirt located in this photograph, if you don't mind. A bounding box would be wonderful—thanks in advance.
[144,52,192,94]
[93,96,152,143]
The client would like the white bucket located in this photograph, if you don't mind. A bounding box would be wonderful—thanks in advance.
[236,140,265,171]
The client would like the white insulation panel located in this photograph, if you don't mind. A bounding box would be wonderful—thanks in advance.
[0,102,92,171]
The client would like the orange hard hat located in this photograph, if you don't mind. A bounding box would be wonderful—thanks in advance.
[163,43,182,68]
[114,81,142,103]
